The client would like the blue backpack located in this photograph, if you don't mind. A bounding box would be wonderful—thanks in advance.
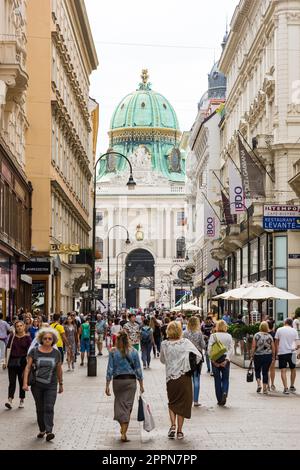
[140,327,152,344]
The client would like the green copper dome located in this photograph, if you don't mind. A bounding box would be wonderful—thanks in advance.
[110,78,179,130]
[100,70,185,183]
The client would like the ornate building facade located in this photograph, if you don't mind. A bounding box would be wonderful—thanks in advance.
[217,0,300,321]
[25,0,98,315]
[186,61,226,314]
[0,0,32,318]
[96,71,188,310]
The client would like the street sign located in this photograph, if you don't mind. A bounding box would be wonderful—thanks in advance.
[289,254,300,259]
[101,283,116,289]
[263,205,300,231]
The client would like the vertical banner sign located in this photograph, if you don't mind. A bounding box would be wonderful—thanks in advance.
[238,136,265,198]
[228,159,247,214]
[204,199,220,240]
[221,190,236,225]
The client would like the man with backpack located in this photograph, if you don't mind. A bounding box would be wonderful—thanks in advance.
[140,318,154,368]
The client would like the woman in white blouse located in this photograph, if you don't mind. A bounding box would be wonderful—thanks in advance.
[160,321,202,440]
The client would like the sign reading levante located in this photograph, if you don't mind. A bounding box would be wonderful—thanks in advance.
[263,205,300,230]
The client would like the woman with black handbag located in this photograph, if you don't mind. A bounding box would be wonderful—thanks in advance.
[251,321,275,395]
[183,317,205,407]
[4,320,31,409]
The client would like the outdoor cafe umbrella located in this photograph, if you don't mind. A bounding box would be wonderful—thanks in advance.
[213,281,300,301]
[171,301,202,312]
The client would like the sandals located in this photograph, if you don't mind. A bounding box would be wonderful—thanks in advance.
[256,386,262,393]
[168,425,176,439]
[177,432,184,440]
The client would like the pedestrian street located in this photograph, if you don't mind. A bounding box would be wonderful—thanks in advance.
[0,351,300,451]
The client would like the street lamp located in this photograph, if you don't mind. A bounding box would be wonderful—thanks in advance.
[115,251,128,317]
[88,152,136,377]
[107,225,130,319]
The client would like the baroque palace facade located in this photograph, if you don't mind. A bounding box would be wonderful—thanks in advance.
[95,71,189,310]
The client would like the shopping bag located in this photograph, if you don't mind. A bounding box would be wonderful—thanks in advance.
[137,396,145,422]
[142,397,155,432]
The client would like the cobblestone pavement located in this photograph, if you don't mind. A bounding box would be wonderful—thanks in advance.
[1,350,300,450]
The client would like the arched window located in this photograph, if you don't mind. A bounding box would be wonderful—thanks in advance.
[176,237,186,259]
[95,237,103,259]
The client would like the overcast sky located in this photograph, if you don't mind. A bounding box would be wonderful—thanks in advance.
[85,0,238,153]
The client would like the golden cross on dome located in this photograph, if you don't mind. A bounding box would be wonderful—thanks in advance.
[141,69,149,84]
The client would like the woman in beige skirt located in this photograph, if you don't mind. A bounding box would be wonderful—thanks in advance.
[160,321,202,440]
[105,331,144,442]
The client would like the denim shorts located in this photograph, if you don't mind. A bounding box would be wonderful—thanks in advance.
[80,338,90,353]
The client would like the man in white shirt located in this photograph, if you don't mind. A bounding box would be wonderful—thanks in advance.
[275,318,299,394]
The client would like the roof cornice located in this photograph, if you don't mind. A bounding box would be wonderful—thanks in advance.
[67,0,99,73]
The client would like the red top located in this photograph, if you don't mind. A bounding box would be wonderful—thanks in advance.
[7,335,31,358]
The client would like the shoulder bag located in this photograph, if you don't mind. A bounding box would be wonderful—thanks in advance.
[209,334,227,362]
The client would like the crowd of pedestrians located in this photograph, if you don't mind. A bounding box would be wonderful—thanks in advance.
[0,306,300,444]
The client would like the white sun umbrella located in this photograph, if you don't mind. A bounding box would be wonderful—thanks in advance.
[213,281,300,301]
[240,281,300,300]
[213,283,253,300]
[171,301,202,312]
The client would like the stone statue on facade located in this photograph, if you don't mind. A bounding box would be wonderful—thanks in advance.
[131,145,152,170]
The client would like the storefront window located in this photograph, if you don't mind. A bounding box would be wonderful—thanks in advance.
[250,238,258,280]
[260,234,267,278]
[242,245,248,283]
[274,236,287,321]
[32,281,46,315]
[236,249,241,285]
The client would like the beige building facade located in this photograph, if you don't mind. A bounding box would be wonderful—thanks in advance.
[26,0,98,316]
[216,0,300,321]
[0,0,33,318]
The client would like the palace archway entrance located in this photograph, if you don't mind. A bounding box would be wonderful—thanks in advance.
[125,249,155,309]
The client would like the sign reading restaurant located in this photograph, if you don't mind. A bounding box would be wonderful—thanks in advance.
[263,205,300,230]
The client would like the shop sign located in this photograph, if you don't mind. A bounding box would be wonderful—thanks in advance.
[263,205,300,230]
[19,262,51,275]
[264,205,300,217]
[289,254,300,259]
[50,243,80,255]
